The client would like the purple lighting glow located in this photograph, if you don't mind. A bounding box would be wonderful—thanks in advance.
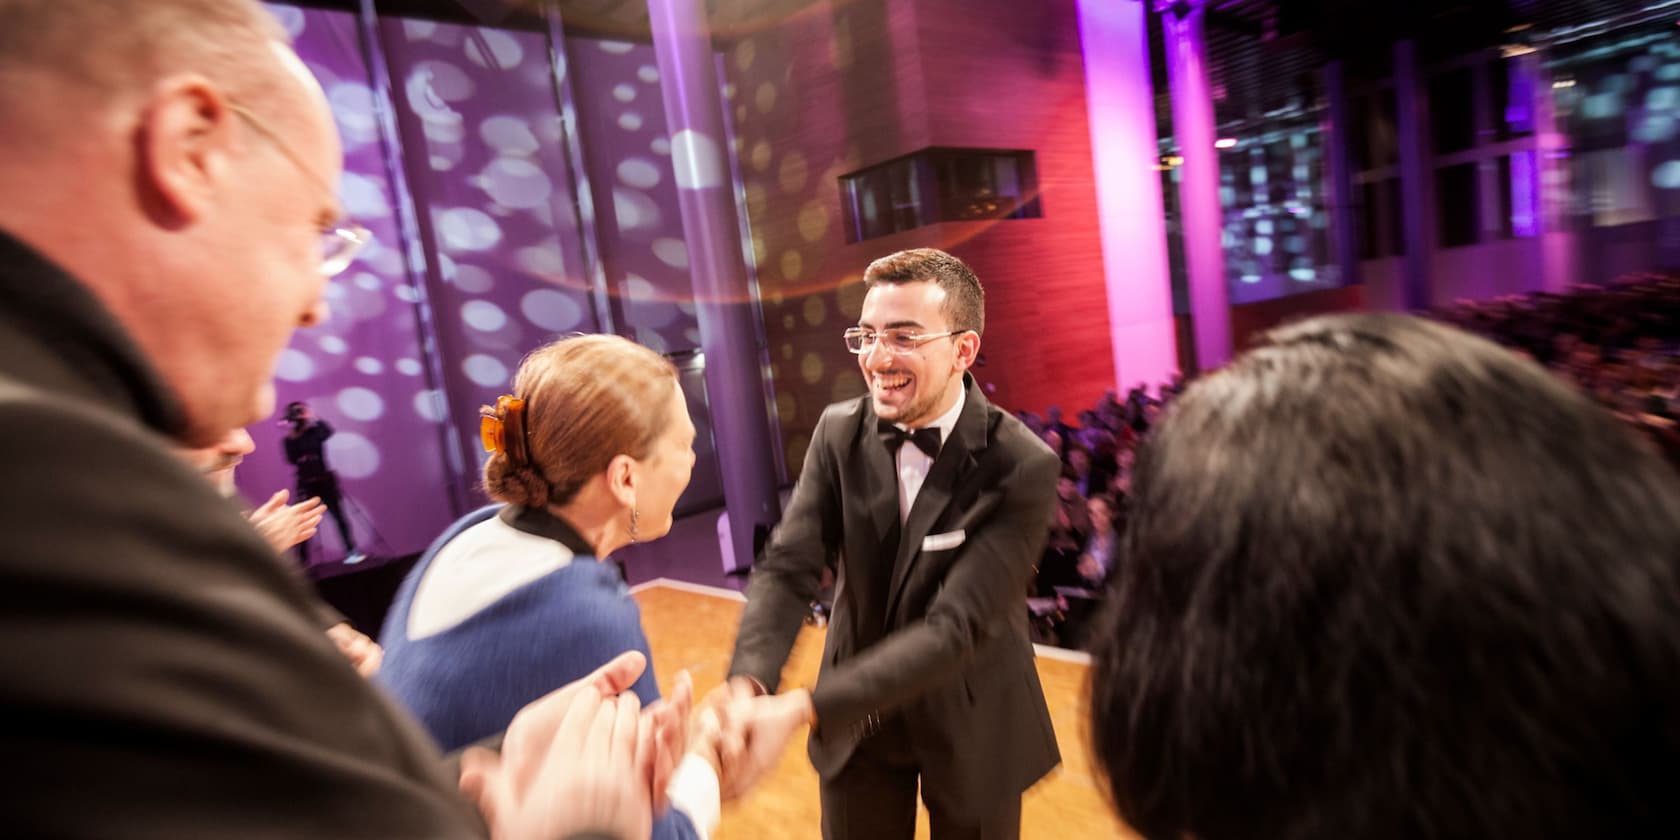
[1075,0,1179,391]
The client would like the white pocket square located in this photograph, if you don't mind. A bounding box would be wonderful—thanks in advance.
[921,530,966,552]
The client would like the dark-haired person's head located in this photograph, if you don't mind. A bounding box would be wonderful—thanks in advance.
[1088,313,1680,840]
[482,334,695,551]
[854,248,984,429]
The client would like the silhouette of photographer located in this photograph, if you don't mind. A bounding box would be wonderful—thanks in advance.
[281,401,360,563]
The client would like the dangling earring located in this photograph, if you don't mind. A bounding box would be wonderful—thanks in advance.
[629,507,640,545]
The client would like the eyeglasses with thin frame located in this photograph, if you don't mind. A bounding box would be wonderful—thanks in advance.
[843,327,967,355]
[226,102,371,277]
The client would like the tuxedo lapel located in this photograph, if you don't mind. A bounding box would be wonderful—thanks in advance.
[885,376,990,619]
[855,401,901,557]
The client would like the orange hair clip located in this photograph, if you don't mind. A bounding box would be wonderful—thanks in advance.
[479,395,529,464]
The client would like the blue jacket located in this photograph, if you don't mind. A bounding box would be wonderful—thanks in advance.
[380,504,696,840]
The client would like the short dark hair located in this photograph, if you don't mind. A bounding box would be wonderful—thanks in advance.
[862,248,984,337]
[1088,313,1680,840]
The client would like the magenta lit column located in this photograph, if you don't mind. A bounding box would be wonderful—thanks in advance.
[1394,40,1435,310]
[647,0,781,572]
[1528,53,1577,294]
[1077,0,1179,392]
[1160,0,1231,370]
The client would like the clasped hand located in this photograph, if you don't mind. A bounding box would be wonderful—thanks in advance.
[689,678,816,801]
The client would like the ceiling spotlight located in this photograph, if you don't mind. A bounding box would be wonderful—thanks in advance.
[1214,138,1238,149]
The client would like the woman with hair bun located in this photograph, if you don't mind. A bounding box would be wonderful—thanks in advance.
[380,334,716,840]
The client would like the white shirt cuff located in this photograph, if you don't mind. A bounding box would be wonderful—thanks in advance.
[666,752,721,840]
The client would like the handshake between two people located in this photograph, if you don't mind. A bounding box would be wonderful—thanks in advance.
[458,650,817,840]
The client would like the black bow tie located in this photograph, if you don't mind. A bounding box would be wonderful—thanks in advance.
[879,420,942,459]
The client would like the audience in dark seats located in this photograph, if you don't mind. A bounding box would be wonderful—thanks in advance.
[1075,494,1119,590]
[1018,373,1179,646]
[1432,274,1680,466]
[1087,313,1680,840]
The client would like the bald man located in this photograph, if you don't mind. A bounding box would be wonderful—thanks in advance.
[0,2,672,837]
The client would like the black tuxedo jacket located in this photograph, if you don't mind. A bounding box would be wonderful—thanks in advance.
[730,375,1062,813]
[0,230,485,837]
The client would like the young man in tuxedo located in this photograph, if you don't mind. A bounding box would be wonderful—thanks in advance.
[717,248,1063,839]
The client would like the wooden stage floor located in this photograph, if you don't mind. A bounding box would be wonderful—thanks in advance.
[632,582,1138,839]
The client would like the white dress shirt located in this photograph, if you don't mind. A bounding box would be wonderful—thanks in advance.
[894,387,966,523]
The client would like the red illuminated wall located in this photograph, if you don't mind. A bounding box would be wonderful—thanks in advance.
[725,0,1113,470]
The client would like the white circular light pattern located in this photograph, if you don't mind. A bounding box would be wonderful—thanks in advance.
[517,245,567,277]
[463,354,510,388]
[613,83,637,103]
[462,300,510,332]
[481,115,540,156]
[453,263,495,293]
[1653,160,1680,189]
[319,335,349,355]
[340,172,392,219]
[437,207,503,252]
[614,187,662,231]
[676,300,698,316]
[394,284,420,304]
[337,387,385,421]
[370,242,406,276]
[670,130,725,189]
[325,283,348,303]
[618,158,662,190]
[347,287,391,322]
[638,65,660,83]
[414,390,448,423]
[1638,115,1678,144]
[355,357,384,376]
[619,112,644,132]
[353,272,382,292]
[402,19,439,41]
[600,40,635,54]
[653,238,690,269]
[651,137,671,156]
[412,60,475,103]
[481,157,554,209]
[275,349,315,382]
[1582,93,1619,120]
[521,289,586,332]
[396,358,424,377]
[326,432,380,480]
[625,273,657,303]
[328,83,380,148]
[464,30,525,70]
[269,4,306,38]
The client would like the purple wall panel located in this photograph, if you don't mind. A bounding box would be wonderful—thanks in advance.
[245,6,731,561]
[377,18,603,500]
[566,37,702,355]
[242,4,457,561]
